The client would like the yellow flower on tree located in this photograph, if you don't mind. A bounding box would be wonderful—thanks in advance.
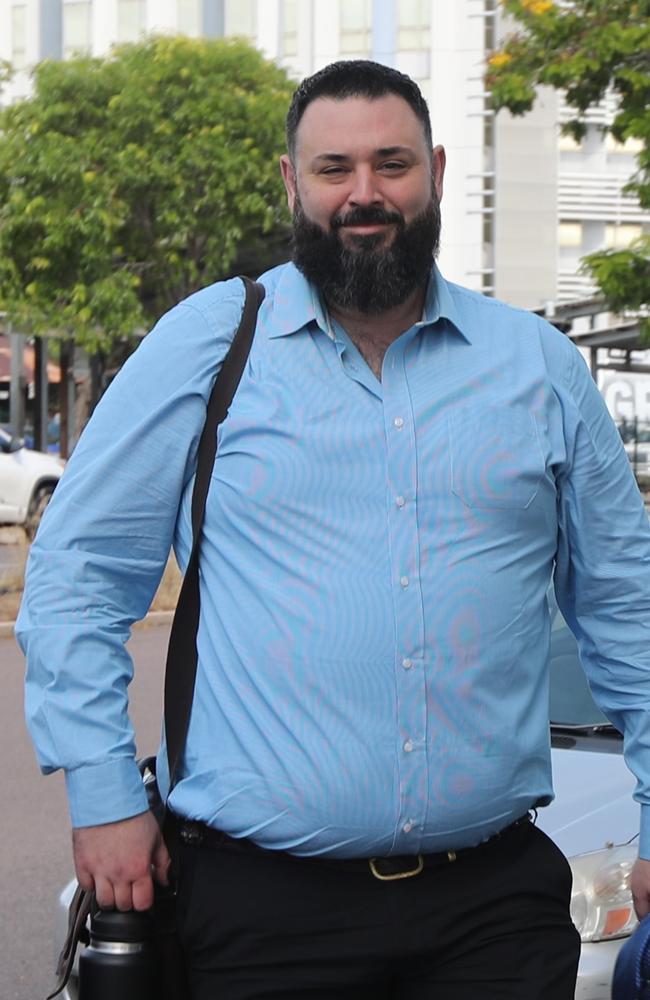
[488,52,513,69]
[522,0,555,14]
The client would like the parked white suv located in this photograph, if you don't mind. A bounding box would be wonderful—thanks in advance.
[0,427,64,538]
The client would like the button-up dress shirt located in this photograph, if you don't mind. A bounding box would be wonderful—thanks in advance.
[17,263,650,857]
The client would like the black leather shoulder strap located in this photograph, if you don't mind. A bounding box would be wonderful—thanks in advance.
[164,276,265,787]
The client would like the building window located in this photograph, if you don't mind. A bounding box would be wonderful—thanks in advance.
[281,0,298,58]
[177,0,201,36]
[63,1,93,58]
[224,0,256,39]
[558,222,583,248]
[605,223,643,250]
[558,131,583,152]
[397,0,430,50]
[340,0,371,55]
[11,3,27,69]
[117,0,146,43]
[605,133,644,155]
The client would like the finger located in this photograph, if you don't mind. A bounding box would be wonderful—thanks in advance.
[94,875,116,911]
[76,867,95,893]
[152,841,171,886]
[113,880,135,912]
[132,875,154,912]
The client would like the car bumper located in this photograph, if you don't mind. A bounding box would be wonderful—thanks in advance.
[576,938,625,1000]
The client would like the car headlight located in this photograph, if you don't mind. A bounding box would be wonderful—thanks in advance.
[569,842,638,943]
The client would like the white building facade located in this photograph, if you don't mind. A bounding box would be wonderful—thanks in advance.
[0,0,648,313]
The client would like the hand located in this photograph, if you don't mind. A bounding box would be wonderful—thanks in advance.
[73,810,170,912]
[630,858,650,919]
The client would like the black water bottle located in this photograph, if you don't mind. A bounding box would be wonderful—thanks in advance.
[78,908,161,999]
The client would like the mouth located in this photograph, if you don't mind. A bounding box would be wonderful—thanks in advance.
[342,223,391,234]
[340,223,395,242]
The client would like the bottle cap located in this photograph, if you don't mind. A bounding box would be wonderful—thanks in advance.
[90,909,155,943]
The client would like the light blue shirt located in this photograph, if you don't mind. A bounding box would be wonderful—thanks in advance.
[17,263,650,857]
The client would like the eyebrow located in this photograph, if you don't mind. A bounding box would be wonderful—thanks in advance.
[311,146,415,164]
[312,153,349,163]
[376,146,414,157]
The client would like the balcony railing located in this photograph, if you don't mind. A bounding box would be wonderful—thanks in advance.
[559,173,650,223]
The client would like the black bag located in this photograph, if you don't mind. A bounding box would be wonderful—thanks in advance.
[47,277,264,1000]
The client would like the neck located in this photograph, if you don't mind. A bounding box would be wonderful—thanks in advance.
[327,284,427,346]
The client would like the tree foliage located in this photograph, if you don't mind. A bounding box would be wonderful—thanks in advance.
[486,0,650,329]
[0,36,295,350]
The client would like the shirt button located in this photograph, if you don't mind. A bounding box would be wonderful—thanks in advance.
[403,739,414,753]
[403,820,414,833]
[394,417,404,429]
[396,496,405,508]
[402,658,413,670]
[400,576,409,589]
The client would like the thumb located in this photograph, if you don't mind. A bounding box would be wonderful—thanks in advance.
[152,833,171,886]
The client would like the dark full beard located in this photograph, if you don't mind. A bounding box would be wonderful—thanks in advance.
[291,194,441,314]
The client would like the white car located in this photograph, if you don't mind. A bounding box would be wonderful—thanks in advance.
[0,427,64,537]
[52,593,638,1000]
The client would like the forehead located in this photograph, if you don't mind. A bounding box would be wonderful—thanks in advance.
[294,94,428,160]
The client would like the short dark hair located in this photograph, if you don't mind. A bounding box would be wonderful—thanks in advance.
[286,60,433,159]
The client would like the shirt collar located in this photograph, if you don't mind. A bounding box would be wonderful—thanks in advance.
[266,263,330,340]
[266,261,472,344]
[420,265,472,343]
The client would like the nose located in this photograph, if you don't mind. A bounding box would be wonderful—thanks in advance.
[347,166,383,207]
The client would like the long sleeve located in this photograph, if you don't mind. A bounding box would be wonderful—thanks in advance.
[553,339,650,856]
[17,280,246,828]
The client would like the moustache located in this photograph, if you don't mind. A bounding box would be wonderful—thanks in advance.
[331,207,404,230]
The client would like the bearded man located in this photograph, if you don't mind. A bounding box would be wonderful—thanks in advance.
[18,60,650,1000]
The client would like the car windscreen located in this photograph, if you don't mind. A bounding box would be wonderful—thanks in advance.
[548,588,609,727]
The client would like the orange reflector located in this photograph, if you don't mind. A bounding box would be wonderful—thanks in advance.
[603,908,633,937]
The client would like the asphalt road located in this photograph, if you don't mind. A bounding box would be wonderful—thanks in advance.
[1,623,169,1000]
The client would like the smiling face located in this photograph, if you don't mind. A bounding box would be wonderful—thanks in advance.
[280,94,446,314]
[281,93,445,249]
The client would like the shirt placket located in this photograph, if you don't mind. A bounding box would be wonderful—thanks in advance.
[382,342,428,850]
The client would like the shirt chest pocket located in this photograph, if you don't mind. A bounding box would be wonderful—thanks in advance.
[448,406,545,510]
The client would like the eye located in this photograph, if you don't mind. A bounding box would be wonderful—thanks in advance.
[320,165,348,176]
[379,160,407,173]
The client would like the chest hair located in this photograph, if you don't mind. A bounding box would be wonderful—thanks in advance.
[348,334,388,381]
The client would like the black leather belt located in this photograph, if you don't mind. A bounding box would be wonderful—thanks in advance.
[177,812,533,881]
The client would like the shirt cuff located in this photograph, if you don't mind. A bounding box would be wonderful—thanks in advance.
[65,757,150,828]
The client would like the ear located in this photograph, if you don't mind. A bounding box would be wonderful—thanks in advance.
[280,154,297,213]
[431,145,446,202]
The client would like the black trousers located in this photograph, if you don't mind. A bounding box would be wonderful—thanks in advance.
[175,818,580,1000]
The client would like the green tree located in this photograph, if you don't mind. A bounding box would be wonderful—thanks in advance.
[0,36,295,351]
[486,0,650,329]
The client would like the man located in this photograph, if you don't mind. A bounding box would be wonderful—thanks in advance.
[18,60,650,999]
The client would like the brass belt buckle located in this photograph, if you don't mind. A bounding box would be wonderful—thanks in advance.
[368,855,424,881]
